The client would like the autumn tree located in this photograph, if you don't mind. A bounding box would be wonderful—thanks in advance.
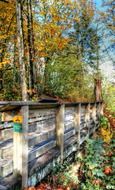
[27,0,36,93]
[102,0,115,37]
[16,0,27,101]
[69,0,99,65]
[45,45,94,101]
[0,0,37,100]
[0,0,17,99]
[33,0,72,59]
[0,0,102,101]
[99,0,115,65]
[32,0,75,94]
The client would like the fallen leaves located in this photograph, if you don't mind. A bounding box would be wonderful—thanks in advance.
[104,166,112,175]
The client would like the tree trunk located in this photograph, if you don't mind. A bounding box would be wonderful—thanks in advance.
[16,0,27,101]
[27,0,35,93]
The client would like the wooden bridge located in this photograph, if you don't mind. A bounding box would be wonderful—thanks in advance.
[0,101,103,189]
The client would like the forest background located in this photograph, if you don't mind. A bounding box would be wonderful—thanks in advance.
[0,0,114,112]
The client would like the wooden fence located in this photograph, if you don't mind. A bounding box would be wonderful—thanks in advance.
[0,101,103,189]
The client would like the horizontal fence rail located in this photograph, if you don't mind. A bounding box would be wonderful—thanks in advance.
[0,101,103,189]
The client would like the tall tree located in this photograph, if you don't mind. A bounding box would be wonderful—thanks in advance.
[16,0,27,101]
[103,0,115,37]
[33,0,73,59]
[27,0,35,92]
[100,0,115,65]
[0,0,16,92]
[70,0,99,65]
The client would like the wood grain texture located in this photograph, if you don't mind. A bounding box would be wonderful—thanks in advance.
[0,102,102,186]
[56,104,65,163]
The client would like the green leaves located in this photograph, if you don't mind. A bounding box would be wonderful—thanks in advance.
[78,135,115,189]
[100,116,109,129]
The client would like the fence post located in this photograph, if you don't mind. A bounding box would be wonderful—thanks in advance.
[13,105,29,189]
[85,103,90,137]
[74,104,81,146]
[100,102,104,116]
[92,103,96,123]
[97,103,100,117]
[56,104,65,164]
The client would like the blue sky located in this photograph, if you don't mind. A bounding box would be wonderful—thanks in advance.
[95,0,102,8]
[94,0,115,81]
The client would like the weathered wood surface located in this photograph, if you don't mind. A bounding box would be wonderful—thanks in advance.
[28,136,78,186]
[13,106,29,189]
[56,105,65,163]
[0,160,13,178]
[29,140,56,162]
[0,128,13,142]
[0,185,7,190]
[29,108,56,121]
[0,173,21,190]
[0,101,103,187]
[0,140,13,159]
[28,129,55,147]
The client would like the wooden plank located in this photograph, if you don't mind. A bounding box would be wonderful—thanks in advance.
[21,106,29,188]
[28,122,37,133]
[35,118,55,133]
[74,104,81,146]
[0,160,13,178]
[29,136,78,175]
[0,128,13,142]
[29,109,56,122]
[0,173,21,189]
[96,103,99,118]
[0,112,13,122]
[64,107,74,125]
[64,122,74,131]
[0,121,13,129]
[85,104,90,123]
[64,129,75,141]
[100,103,104,116]
[56,104,65,163]
[13,105,29,189]
[28,129,55,147]
[0,185,7,190]
[0,142,13,159]
[91,103,96,123]
[84,103,90,137]
[29,140,56,162]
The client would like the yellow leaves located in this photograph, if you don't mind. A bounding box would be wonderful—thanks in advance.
[100,127,113,144]
[0,60,10,69]
[35,15,71,56]
[87,6,94,18]
[57,38,70,50]
[37,43,45,51]
[0,34,8,40]
[64,0,71,5]
[34,0,82,57]
[49,6,57,15]
[53,15,60,22]
[81,0,87,6]
[39,10,46,16]
[74,17,80,23]
[38,52,48,57]
[0,0,16,42]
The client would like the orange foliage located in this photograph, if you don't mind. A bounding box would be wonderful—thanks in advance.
[0,0,16,41]
[0,0,16,67]
[34,0,74,58]
[33,0,95,58]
